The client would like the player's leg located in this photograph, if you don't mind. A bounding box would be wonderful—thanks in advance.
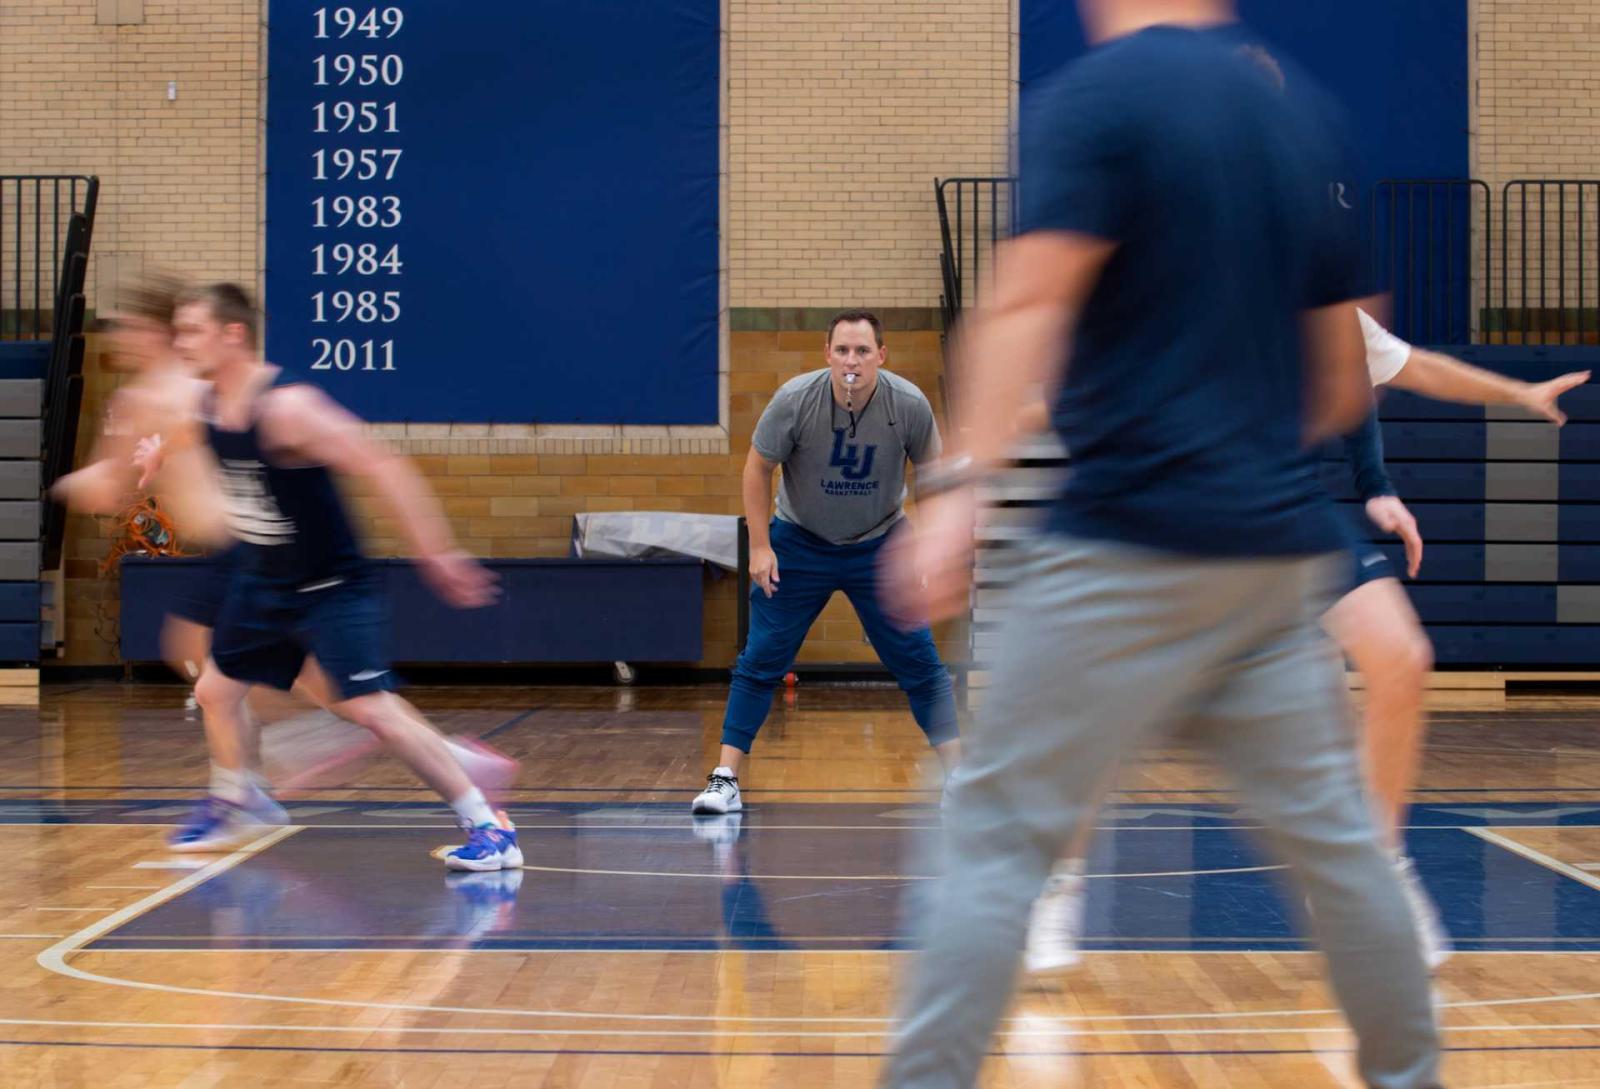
[696,520,835,813]
[171,655,295,851]
[300,575,518,870]
[160,545,281,794]
[159,615,211,689]
[1188,558,1441,1089]
[1322,561,1449,967]
[1323,569,1433,846]
[329,688,520,871]
[883,540,1254,1089]
[257,656,516,797]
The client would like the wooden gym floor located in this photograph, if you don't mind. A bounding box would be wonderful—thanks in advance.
[1,681,1599,1087]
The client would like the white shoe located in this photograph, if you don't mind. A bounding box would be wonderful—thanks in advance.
[1394,854,1453,971]
[1025,864,1086,973]
[691,767,742,814]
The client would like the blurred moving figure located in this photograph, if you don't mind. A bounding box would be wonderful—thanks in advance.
[876,2,1444,1087]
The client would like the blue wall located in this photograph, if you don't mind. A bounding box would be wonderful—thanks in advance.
[1021,1,1469,189]
[265,2,720,425]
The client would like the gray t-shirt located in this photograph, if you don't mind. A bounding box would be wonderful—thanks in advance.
[752,368,942,545]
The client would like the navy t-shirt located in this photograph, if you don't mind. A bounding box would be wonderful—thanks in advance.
[1022,24,1365,556]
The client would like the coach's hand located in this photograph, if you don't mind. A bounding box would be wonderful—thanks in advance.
[420,549,500,608]
[750,545,779,598]
[880,487,976,629]
[1365,495,1423,578]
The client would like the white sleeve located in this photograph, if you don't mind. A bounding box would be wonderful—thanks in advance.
[1358,307,1412,387]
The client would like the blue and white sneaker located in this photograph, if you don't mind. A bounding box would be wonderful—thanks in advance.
[445,813,524,872]
[166,792,286,853]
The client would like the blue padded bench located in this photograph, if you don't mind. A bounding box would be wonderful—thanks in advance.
[119,555,704,665]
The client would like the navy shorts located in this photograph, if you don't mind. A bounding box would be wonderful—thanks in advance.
[1348,544,1397,592]
[210,568,395,701]
[167,546,241,628]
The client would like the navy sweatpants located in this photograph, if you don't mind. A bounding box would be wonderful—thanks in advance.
[721,518,958,752]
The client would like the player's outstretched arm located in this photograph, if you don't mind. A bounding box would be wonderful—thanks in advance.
[260,384,496,608]
[1389,348,1589,426]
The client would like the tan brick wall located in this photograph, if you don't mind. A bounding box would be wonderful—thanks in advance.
[0,1,261,303]
[1473,0,1600,332]
[1474,0,1600,187]
[31,1,980,670]
[63,329,960,668]
[728,0,1015,308]
[45,0,1600,666]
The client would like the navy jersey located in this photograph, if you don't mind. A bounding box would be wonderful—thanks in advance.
[1020,25,1365,556]
[203,373,366,589]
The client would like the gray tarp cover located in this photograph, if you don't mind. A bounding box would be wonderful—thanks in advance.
[572,512,739,571]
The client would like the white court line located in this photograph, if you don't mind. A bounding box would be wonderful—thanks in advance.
[0,1013,1596,1042]
[40,911,1600,1027]
[503,862,1285,882]
[1467,827,1600,894]
[28,820,1600,1031]
[36,907,119,913]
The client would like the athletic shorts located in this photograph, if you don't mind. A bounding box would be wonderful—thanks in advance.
[1348,544,1397,593]
[210,567,395,701]
[167,546,241,628]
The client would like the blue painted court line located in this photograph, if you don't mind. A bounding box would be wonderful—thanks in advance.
[477,707,540,742]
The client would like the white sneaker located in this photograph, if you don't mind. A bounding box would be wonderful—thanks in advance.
[1394,854,1453,971]
[1025,863,1086,973]
[691,767,742,814]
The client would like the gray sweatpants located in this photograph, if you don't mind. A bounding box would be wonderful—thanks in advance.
[882,536,1442,1089]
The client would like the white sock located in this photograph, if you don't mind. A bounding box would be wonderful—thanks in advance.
[1040,857,1085,894]
[713,766,736,779]
[210,764,250,805]
[450,787,497,828]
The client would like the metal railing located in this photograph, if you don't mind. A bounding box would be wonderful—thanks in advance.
[935,177,1017,334]
[1498,179,1600,345]
[1369,179,1490,346]
[0,177,97,341]
[935,174,1600,351]
[38,180,98,572]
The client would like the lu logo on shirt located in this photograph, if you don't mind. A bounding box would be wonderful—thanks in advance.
[829,429,877,481]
